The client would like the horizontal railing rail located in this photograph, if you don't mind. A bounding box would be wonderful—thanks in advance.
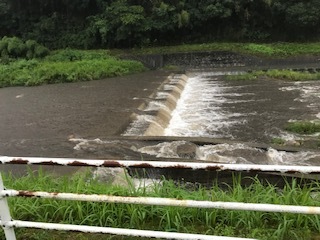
[1,156,320,240]
[1,156,320,174]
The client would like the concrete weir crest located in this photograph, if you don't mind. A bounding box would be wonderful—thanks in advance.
[124,74,189,136]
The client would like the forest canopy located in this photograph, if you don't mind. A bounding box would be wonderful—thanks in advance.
[0,0,319,49]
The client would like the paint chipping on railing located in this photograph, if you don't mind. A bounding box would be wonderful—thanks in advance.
[1,156,320,174]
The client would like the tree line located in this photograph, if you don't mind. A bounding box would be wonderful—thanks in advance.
[0,0,319,49]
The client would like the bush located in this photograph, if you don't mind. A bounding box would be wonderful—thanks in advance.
[0,36,50,61]
[25,39,38,51]
[0,48,9,64]
[271,138,285,145]
[45,49,112,62]
[0,57,145,87]
[34,45,50,58]
[0,36,9,52]
[7,37,26,57]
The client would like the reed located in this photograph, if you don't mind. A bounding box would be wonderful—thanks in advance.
[1,169,320,240]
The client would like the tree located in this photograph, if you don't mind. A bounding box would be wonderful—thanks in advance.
[88,0,149,47]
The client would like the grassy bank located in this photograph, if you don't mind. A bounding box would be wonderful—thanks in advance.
[1,170,320,240]
[2,42,320,88]
[226,69,320,81]
[120,42,320,58]
[0,49,145,88]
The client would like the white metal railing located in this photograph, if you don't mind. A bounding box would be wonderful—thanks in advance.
[1,156,320,240]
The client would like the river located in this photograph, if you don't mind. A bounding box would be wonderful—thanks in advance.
[123,70,320,166]
[1,69,320,177]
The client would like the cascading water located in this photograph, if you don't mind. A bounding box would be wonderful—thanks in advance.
[122,71,320,165]
[70,71,320,166]
[164,72,250,138]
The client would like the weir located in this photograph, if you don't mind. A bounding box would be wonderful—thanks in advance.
[121,69,320,184]
[124,74,188,136]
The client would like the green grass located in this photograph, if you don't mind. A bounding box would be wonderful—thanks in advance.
[116,42,320,58]
[226,69,320,81]
[271,138,286,145]
[285,121,320,134]
[1,170,320,240]
[0,50,145,88]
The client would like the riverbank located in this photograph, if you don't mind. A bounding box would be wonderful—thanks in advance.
[0,49,145,88]
[115,42,320,57]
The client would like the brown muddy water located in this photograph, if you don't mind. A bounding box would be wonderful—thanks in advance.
[0,70,168,175]
[1,68,320,178]
[122,70,320,167]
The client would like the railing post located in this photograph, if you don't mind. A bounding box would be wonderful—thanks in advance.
[0,173,16,240]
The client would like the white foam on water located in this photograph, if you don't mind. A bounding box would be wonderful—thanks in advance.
[282,82,320,105]
[138,141,188,158]
[164,73,247,137]
[155,92,170,99]
[277,130,301,142]
[163,85,175,91]
[123,115,156,136]
[279,86,299,92]
[214,93,255,97]
[69,138,107,151]
[138,141,264,164]
[266,148,320,165]
[196,143,263,164]
[195,71,246,76]
[144,101,170,112]
[281,81,320,132]
[124,72,320,166]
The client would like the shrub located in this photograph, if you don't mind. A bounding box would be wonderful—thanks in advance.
[34,45,50,58]
[25,39,38,51]
[285,121,320,134]
[0,48,10,64]
[0,57,145,87]
[0,36,9,52]
[7,37,26,57]
[45,49,112,62]
[271,138,285,145]
[0,36,49,60]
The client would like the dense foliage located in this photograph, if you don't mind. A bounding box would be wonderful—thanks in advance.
[1,0,320,49]
[0,49,145,87]
[0,37,49,63]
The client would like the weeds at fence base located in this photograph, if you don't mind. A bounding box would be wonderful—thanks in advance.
[1,169,320,240]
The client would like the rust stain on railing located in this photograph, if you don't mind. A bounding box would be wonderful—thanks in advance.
[2,156,320,174]
[2,188,320,215]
